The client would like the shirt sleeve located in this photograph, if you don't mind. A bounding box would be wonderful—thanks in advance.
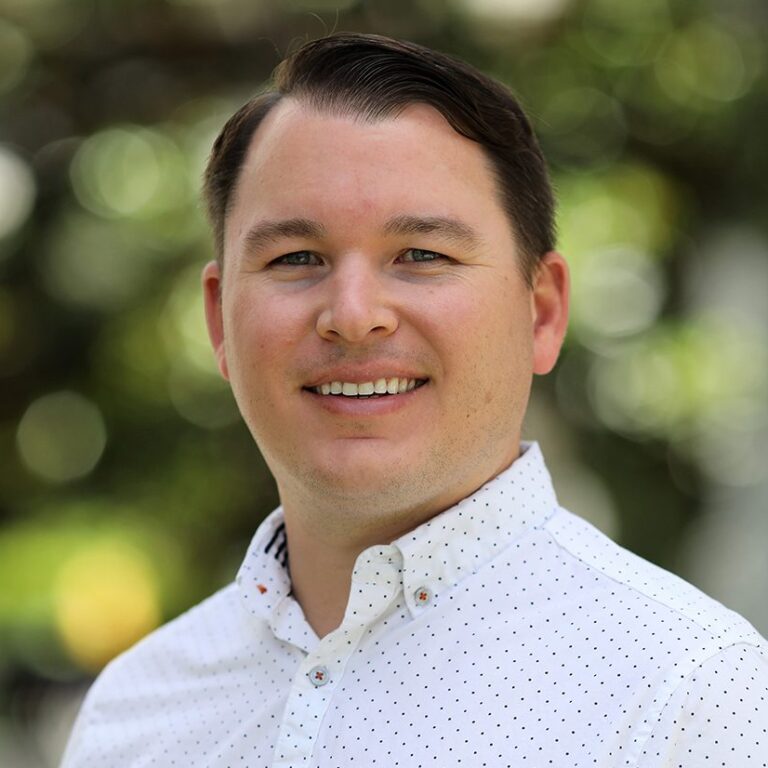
[636,641,768,767]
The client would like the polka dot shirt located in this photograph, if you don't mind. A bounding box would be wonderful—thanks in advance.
[61,442,768,767]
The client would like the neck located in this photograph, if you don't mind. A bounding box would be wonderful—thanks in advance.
[283,494,465,637]
[282,489,436,637]
[278,446,521,638]
[284,526,358,638]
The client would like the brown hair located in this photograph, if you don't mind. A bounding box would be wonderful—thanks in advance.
[202,32,555,283]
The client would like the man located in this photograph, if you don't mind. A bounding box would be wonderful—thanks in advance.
[62,33,767,767]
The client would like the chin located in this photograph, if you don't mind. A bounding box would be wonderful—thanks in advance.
[302,455,410,500]
[320,462,396,491]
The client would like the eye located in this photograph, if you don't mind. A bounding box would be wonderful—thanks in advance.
[270,251,321,267]
[399,248,448,264]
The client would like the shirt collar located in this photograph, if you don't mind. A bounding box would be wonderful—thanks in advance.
[237,441,559,625]
[236,508,292,624]
[392,441,558,617]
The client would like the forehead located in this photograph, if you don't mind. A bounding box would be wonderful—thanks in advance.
[225,99,512,251]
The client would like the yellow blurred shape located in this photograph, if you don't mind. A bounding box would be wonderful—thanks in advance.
[53,540,161,671]
[557,163,680,266]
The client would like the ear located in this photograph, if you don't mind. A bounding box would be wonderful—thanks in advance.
[201,260,229,381]
[530,251,570,375]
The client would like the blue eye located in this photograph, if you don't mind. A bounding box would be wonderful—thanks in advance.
[271,251,320,266]
[401,248,445,263]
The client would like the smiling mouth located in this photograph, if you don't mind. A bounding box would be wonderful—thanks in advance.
[305,378,429,398]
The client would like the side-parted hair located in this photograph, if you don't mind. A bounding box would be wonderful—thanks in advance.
[202,32,555,284]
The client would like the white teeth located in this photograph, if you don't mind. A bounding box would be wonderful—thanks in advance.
[313,378,425,396]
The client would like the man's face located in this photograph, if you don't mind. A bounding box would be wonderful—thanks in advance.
[203,100,567,524]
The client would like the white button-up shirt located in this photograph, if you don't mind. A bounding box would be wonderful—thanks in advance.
[61,443,768,767]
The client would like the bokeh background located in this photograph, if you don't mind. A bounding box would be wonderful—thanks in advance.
[1,0,767,764]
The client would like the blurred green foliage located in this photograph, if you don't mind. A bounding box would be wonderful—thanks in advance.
[1,0,767,762]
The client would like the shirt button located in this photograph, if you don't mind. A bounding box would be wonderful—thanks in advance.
[414,586,432,606]
[308,665,330,687]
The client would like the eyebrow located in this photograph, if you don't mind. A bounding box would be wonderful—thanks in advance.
[382,214,485,251]
[241,214,484,254]
[242,218,327,253]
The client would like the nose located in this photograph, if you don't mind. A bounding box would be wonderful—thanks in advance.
[315,260,398,343]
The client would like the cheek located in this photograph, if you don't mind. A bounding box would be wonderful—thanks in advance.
[428,281,531,360]
[454,291,533,408]
[226,292,305,362]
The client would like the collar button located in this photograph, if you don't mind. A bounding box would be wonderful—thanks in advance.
[414,586,432,606]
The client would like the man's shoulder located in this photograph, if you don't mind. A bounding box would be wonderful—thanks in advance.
[542,507,766,649]
[92,581,247,694]
[60,582,248,767]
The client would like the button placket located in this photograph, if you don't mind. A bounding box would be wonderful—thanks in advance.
[275,547,404,766]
